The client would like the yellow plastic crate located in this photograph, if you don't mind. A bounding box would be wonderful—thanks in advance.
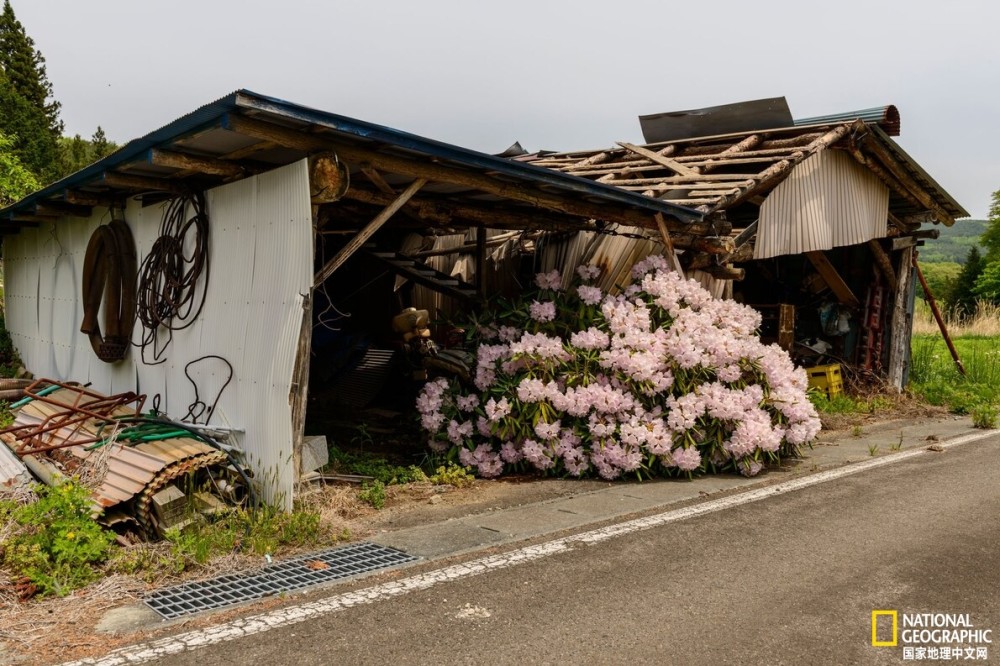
[807,363,843,398]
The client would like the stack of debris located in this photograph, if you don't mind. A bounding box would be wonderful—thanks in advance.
[0,380,250,538]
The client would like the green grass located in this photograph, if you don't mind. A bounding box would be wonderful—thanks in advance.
[809,390,894,415]
[910,334,1000,414]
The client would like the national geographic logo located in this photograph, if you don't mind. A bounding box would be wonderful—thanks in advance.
[872,610,899,647]
[872,610,992,660]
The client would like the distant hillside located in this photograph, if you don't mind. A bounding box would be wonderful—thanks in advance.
[918,218,987,263]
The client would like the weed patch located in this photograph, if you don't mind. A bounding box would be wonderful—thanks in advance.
[1,481,114,597]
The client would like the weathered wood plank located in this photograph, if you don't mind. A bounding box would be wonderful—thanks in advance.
[806,251,860,308]
[225,114,717,234]
[314,178,427,286]
[618,142,697,176]
[868,240,898,290]
[149,149,245,178]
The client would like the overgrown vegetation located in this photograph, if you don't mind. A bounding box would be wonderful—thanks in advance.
[327,443,427,486]
[808,390,894,416]
[1,481,114,596]
[910,334,1000,415]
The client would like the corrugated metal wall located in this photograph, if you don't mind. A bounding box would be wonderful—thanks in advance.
[755,150,889,259]
[540,227,662,293]
[3,160,313,507]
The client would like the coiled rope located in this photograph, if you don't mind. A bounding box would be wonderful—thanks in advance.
[135,192,210,365]
[81,218,137,362]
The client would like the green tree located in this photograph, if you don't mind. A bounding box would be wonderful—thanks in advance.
[0,0,60,178]
[91,125,111,157]
[0,0,60,136]
[0,130,40,204]
[950,246,986,316]
[979,189,1000,262]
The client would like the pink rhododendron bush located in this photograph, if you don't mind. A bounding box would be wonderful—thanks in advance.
[417,256,821,480]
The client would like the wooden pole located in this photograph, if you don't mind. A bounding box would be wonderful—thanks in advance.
[314,178,427,287]
[654,212,685,278]
[887,245,914,390]
[913,254,966,376]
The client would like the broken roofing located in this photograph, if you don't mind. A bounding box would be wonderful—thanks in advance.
[520,109,967,227]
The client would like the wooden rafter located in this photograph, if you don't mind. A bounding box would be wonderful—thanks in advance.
[149,149,246,179]
[225,114,715,235]
[314,178,427,286]
[806,251,860,308]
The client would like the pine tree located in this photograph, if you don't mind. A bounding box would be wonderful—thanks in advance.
[0,0,61,178]
[948,246,986,317]
[91,126,110,158]
[0,0,61,137]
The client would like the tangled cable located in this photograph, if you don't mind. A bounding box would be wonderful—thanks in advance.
[182,355,234,425]
[136,192,210,364]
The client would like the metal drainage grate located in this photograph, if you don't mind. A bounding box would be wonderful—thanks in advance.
[145,541,419,620]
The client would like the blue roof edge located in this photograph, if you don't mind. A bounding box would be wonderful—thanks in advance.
[2,89,704,224]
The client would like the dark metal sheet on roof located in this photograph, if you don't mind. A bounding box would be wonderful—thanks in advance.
[639,97,793,144]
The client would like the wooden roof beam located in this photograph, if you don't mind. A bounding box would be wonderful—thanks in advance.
[148,148,246,179]
[806,250,860,308]
[699,124,854,214]
[224,114,723,236]
[315,178,427,286]
[35,201,92,218]
[856,134,955,226]
[100,171,185,194]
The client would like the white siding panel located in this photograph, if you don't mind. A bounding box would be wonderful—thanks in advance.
[755,150,890,259]
[4,160,312,506]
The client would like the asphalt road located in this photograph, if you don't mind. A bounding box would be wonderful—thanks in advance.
[155,437,1000,665]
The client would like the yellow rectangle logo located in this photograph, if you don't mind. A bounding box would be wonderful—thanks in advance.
[872,610,898,647]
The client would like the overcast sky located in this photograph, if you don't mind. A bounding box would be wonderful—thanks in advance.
[14,0,1000,218]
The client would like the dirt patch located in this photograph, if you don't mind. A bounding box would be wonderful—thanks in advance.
[818,392,948,432]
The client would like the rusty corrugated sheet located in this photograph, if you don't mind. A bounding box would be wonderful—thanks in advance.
[93,438,221,509]
[755,150,889,260]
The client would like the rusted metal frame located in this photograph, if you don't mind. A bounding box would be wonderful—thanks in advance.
[314,178,428,287]
[5,381,144,455]
[10,397,139,455]
[913,253,966,377]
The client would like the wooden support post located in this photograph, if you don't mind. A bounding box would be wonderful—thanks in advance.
[289,292,313,489]
[778,304,795,351]
[913,254,966,377]
[868,240,897,290]
[476,226,487,295]
[654,212,685,278]
[313,178,427,287]
[887,246,916,390]
[805,251,860,308]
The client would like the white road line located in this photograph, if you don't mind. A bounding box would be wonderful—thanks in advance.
[63,429,997,666]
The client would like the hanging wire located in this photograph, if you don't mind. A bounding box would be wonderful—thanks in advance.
[135,192,210,365]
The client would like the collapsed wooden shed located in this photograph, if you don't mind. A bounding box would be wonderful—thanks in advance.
[0,90,719,504]
[518,102,968,391]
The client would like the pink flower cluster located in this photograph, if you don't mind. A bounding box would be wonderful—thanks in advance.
[416,262,821,479]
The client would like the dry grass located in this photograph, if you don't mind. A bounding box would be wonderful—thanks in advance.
[913,300,1000,337]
